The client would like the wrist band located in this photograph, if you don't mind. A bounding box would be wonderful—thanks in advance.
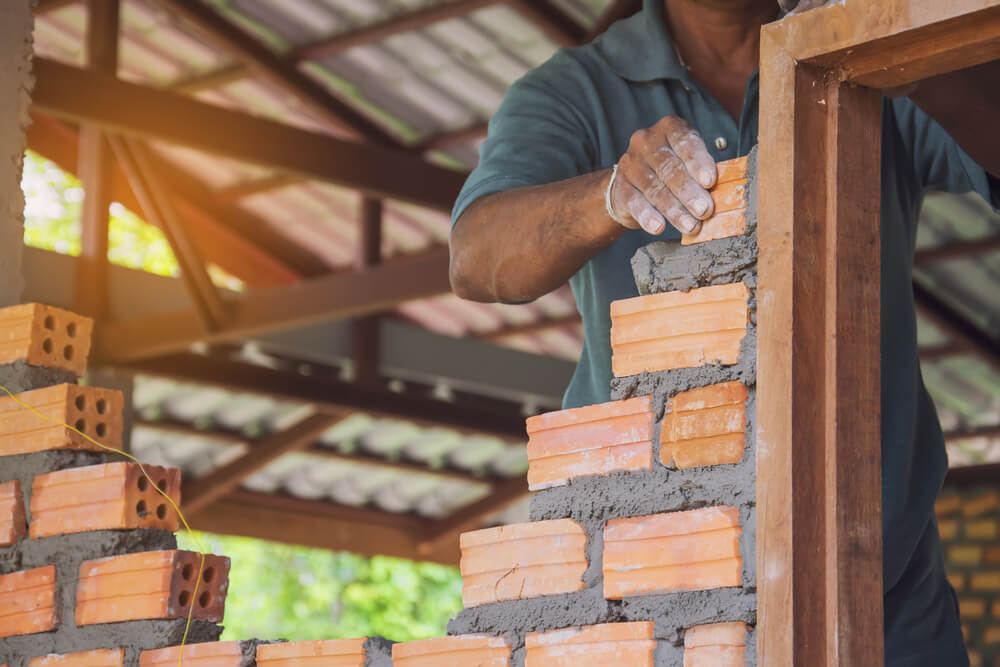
[605,163,627,225]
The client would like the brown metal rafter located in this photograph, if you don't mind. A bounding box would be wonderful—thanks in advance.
[913,280,1000,374]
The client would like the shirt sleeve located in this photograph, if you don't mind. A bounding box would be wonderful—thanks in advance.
[451,52,599,226]
[890,97,1000,210]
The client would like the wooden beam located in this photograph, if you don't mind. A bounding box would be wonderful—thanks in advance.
[27,113,313,287]
[73,0,119,320]
[168,64,246,95]
[182,412,343,515]
[34,0,77,14]
[113,353,528,440]
[945,462,1000,487]
[913,234,1000,265]
[149,0,398,144]
[508,0,586,47]
[914,281,1000,375]
[421,474,527,545]
[353,198,383,385]
[414,122,490,153]
[190,494,460,565]
[32,57,467,212]
[758,32,884,667]
[107,136,230,331]
[944,424,1000,442]
[94,245,451,362]
[477,312,581,341]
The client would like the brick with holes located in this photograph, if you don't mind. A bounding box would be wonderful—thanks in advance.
[393,635,511,667]
[0,383,124,456]
[29,649,124,667]
[0,480,26,547]
[0,303,93,376]
[603,506,743,598]
[525,622,656,666]
[525,396,654,490]
[0,565,57,637]
[30,462,181,538]
[140,642,243,667]
[76,550,229,626]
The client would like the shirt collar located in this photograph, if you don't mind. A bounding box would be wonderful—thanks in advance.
[593,0,687,83]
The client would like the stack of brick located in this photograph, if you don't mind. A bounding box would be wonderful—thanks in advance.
[937,487,1000,667]
[429,151,759,666]
[0,304,231,667]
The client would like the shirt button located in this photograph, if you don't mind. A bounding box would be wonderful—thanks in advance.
[714,137,728,151]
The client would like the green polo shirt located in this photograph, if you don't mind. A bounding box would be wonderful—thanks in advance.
[453,1,997,664]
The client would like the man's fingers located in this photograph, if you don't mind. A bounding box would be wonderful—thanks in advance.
[618,157,702,235]
[644,146,714,221]
[626,190,667,235]
[662,117,717,189]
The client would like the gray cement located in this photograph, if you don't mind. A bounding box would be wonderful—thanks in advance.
[0,0,32,308]
[364,637,395,667]
[0,362,79,395]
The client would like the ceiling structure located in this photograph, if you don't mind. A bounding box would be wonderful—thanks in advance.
[23,0,1000,565]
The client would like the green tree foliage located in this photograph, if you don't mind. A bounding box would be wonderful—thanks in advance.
[177,531,463,643]
[23,149,463,644]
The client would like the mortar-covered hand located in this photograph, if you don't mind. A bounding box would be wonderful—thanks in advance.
[607,116,716,236]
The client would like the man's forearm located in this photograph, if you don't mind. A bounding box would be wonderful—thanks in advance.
[449,170,623,303]
[909,60,1000,179]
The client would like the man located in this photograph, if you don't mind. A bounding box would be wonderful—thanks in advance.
[449,0,1000,663]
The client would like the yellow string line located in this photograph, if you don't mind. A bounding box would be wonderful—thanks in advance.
[0,383,205,667]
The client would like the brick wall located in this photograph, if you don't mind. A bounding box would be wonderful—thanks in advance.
[938,487,1000,667]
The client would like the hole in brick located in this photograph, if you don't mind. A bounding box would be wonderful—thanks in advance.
[44,315,55,330]
[138,476,148,491]
[67,322,77,337]
[178,590,192,607]
[75,395,86,411]
[156,504,167,520]
[75,419,86,433]
[42,338,53,354]
[157,479,167,492]
[96,423,107,437]
[96,399,108,414]
[63,345,74,361]
[198,591,212,608]
[203,567,215,583]
[182,564,194,581]
[136,500,147,516]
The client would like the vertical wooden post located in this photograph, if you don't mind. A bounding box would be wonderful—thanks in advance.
[757,29,884,667]
[353,197,383,384]
[73,0,119,320]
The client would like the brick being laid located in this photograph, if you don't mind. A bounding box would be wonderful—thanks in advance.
[29,649,125,667]
[30,462,182,538]
[0,303,93,376]
[460,519,587,607]
[525,622,656,667]
[610,283,750,378]
[392,635,511,667]
[0,480,26,547]
[603,506,742,599]
[0,383,124,456]
[76,550,230,626]
[660,382,748,469]
[140,642,242,667]
[257,638,385,667]
[525,396,654,490]
[0,565,57,638]
[681,155,751,246]
[683,622,748,667]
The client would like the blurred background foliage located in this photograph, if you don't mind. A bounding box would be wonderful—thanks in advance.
[21,149,464,642]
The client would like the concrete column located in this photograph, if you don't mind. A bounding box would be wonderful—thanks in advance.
[0,1,33,308]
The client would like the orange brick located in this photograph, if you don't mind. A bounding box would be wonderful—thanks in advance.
[984,626,1000,644]
[948,572,966,591]
[604,506,742,599]
[257,638,367,667]
[992,600,1000,617]
[960,598,986,619]
[0,304,93,376]
[76,550,229,626]
[987,547,1000,565]
[392,635,510,667]
[30,462,181,538]
[935,494,962,517]
[0,384,124,456]
[29,649,124,667]
[971,572,1000,592]
[684,622,747,667]
[140,642,242,667]
[661,382,747,469]
[968,519,999,540]
[964,492,999,518]
[525,396,653,490]
[682,210,747,246]
[460,519,586,607]
[714,156,749,186]
[950,545,984,566]
[610,284,749,378]
[0,480,26,547]
[938,518,959,541]
[0,565,57,637]
[525,622,655,667]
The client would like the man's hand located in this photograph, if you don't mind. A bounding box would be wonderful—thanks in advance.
[608,116,717,236]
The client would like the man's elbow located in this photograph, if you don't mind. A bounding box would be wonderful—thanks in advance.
[449,237,490,302]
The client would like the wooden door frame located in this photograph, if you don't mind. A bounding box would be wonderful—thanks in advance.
[757,2,1000,664]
